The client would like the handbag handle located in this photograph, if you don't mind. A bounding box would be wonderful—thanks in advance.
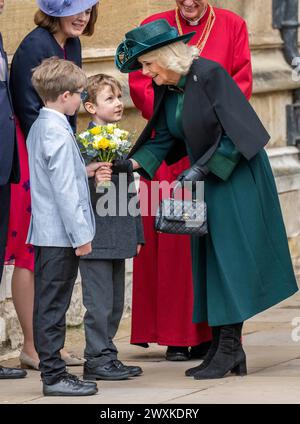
[171,182,198,200]
[170,183,198,217]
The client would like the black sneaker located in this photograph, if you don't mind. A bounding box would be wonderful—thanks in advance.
[113,360,143,377]
[43,373,98,396]
[83,360,130,381]
[67,373,97,388]
[166,346,190,361]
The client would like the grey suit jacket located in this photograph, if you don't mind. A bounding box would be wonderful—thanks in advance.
[26,108,95,248]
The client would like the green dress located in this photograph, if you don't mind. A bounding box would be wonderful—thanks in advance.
[132,77,298,326]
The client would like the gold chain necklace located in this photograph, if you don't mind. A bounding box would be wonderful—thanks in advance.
[175,4,216,54]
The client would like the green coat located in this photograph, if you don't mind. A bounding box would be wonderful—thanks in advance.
[132,79,298,326]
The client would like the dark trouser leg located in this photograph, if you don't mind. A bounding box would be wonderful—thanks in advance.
[0,184,10,282]
[81,259,114,366]
[33,246,79,385]
[107,260,125,359]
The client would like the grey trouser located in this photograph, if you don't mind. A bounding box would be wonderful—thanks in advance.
[79,259,125,367]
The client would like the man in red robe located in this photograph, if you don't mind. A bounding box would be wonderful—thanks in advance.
[129,0,252,360]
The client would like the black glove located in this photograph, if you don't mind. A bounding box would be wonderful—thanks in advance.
[176,163,209,185]
[112,159,133,174]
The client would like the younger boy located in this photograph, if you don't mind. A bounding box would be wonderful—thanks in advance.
[27,58,98,396]
[80,74,144,381]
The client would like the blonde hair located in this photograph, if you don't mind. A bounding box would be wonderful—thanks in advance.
[139,41,199,75]
[31,57,87,103]
[85,74,122,105]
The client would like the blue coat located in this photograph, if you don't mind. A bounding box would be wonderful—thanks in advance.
[9,27,81,137]
[0,33,20,185]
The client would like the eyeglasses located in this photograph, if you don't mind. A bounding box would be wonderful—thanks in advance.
[72,89,89,102]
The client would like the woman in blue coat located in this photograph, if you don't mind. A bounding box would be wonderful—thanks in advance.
[115,19,299,380]
[5,0,99,370]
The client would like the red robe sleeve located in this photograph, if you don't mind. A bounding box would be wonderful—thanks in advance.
[232,19,252,100]
[129,70,154,120]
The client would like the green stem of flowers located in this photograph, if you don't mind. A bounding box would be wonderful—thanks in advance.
[107,151,114,162]
[98,150,115,163]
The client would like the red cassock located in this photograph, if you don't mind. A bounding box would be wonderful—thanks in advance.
[129,7,253,346]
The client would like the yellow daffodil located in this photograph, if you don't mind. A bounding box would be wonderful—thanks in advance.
[98,138,111,150]
[77,123,131,167]
[89,126,102,135]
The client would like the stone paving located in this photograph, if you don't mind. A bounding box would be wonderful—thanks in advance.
[1,292,300,404]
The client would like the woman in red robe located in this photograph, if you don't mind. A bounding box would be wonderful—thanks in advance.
[129,0,253,360]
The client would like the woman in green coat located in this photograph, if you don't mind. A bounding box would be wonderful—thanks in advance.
[114,19,298,380]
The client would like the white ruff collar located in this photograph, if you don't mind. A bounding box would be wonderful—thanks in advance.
[180,5,208,26]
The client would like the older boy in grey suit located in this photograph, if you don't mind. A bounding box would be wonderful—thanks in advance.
[27,58,99,397]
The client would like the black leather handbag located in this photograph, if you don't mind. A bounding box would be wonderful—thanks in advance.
[155,186,208,236]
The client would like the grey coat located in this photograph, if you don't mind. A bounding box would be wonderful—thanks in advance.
[26,108,95,248]
[82,171,144,260]
[80,120,144,260]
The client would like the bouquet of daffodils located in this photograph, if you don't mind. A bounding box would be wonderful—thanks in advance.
[76,123,131,188]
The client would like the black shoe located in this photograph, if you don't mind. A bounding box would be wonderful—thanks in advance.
[186,328,220,377]
[190,341,212,359]
[0,366,27,379]
[43,373,98,396]
[67,373,97,388]
[83,360,130,381]
[113,360,143,377]
[166,346,190,361]
[193,323,247,380]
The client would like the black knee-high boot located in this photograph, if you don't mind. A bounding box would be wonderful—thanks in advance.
[193,322,247,380]
[185,327,220,377]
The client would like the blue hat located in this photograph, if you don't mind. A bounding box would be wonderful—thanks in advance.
[115,19,195,74]
[36,0,99,17]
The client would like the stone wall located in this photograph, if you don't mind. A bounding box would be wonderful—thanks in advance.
[1,0,300,353]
